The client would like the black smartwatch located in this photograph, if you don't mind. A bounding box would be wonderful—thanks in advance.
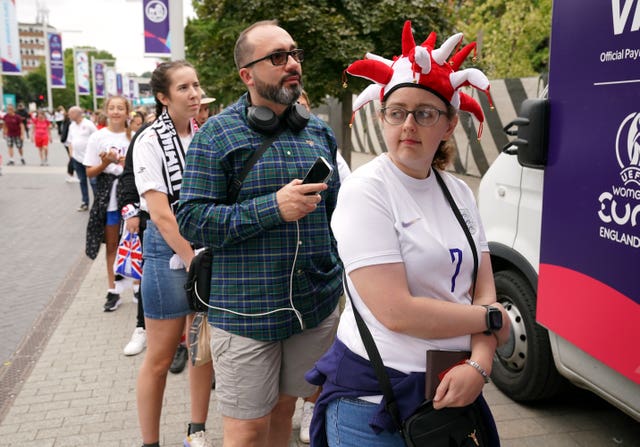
[482,305,503,335]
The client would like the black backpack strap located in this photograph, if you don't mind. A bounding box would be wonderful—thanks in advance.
[226,133,279,205]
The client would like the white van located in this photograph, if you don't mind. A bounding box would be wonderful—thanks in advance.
[478,0,639,420]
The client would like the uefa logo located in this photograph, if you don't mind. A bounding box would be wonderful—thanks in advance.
[145,0,168,23]
[616,112,640,186]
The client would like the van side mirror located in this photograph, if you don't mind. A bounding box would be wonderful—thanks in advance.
[502,99,549,169]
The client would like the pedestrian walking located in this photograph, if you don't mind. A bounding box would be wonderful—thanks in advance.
[2,104,26,166]
[32,109,52,166]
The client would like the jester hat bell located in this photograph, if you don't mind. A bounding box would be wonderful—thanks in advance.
[346,21,492,133]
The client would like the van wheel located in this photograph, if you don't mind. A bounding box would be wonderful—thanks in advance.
[491,269,565,401]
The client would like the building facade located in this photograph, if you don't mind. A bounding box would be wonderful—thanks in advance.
[18,22,57,73]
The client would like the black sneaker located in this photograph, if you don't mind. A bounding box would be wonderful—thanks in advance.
[77,203,89,212]
[170,344,188,374]
[20,158,25,165]
[7,160,15,166]
[103,292,121,312]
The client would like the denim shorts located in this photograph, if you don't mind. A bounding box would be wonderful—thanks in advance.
[326,397,405,447]
[106,210,120,226]
[141,220,191,320]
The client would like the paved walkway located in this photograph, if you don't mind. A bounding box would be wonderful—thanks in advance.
[0,141,638,447]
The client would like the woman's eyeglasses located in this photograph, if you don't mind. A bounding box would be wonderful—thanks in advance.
[241,49,305,69]
[380,106,447,127]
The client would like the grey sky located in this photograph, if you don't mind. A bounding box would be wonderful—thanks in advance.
[16,0,195,75]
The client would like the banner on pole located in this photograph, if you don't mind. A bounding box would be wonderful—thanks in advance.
[116,73,123,96]
[1,0,22,74]
[105,66,117,97]
[49,33,65,88]
[75,49,91,95]
[129,78,137,100]
[122,74,130,99]
[143,0,170,56]
[94,62,105,98]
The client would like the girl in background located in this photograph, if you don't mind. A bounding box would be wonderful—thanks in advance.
[84,95,132,312]
[32,109,52,166]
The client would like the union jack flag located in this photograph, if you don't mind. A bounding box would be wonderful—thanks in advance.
[115,231,143,280]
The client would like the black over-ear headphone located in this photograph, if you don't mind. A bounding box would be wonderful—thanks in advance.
[247,102,310,135]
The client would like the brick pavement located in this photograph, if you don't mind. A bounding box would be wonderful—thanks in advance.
[0,145,638,446]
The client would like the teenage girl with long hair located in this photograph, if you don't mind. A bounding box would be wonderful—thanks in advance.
[84,95,132,312]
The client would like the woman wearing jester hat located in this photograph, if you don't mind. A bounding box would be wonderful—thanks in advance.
[305,22,510,446]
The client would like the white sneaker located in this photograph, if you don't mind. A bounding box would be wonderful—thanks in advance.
[66,176,80,183]
[184,430,213,447]
[123,328,146,356]
[299,401,315,443]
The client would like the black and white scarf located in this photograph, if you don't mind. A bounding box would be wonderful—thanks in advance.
[151,109,187,213]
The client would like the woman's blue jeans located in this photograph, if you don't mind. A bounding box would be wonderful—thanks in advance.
[325,397,405,447]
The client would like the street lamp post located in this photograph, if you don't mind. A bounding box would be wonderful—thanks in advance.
[42,21,53,112]
[169,0,185,60]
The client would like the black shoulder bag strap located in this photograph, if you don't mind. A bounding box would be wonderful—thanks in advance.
[345,275,404,430]
[433,169,478,297]
[346,168,478,431]
[226,133,280,204]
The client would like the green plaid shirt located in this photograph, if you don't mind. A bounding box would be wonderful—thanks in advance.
[177,94,342,341]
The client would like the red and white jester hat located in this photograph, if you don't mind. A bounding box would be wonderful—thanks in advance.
[346,21,492,136]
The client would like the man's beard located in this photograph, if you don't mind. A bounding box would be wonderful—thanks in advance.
[254,75,303,106]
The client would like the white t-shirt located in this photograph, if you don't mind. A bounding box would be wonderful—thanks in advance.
[133,124,195,212]
[331,154,489,374]
[68,118,97,162]
[336,151,351,183]
[83,128,130,211]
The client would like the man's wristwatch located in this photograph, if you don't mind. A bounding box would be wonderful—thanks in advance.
[482,305,503,335]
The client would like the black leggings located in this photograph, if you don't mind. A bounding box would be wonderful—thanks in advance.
[136,224,146,329]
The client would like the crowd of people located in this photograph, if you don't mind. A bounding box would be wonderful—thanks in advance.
[1,19,510,447]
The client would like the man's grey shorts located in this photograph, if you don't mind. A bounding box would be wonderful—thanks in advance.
[5,136,23,150]
[210,307,339,419]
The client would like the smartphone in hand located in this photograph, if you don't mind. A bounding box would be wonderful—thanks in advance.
[302,156,334,194]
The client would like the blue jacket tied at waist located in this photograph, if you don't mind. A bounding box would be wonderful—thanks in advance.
[305,338,499,447]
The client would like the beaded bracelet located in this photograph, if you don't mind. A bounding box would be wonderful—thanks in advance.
[465,359,490,383]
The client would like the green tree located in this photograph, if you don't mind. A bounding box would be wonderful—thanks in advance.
[3,68,47,107]
[3,74,31,105]
[25,68,48,107]
[185,0,456,163]
[455,0,551,78]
